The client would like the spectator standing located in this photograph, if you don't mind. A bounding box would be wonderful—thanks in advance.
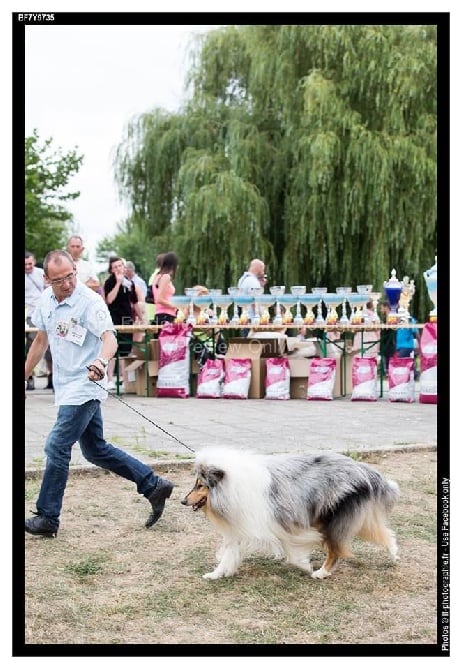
[125,261,148,299]
[237,258,267,333]
[24,249,173,537]
[66,235,101,293]
[379,301,396,376]
[145,253,165,324]
[152,251,179,326]
[103,256,138,391]
[25,251,53,390]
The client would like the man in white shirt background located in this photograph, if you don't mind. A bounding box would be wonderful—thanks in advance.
[66,235,101,293]
[124,260,148,299]
[237,258,267,331]
[25,251,53,390]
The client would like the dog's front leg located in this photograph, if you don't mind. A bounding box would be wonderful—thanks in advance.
[203,542,242,580]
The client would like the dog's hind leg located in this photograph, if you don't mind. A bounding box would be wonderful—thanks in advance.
[203,541,243,580]
[311,539,351,580]
[358,511,399,562]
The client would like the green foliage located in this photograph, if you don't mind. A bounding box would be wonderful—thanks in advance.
[25,129,84,261]
[113,25,438,321]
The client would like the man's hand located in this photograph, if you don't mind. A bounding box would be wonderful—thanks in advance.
[87,360,106,381]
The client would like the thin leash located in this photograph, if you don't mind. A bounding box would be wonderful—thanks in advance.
[87,368,196,453]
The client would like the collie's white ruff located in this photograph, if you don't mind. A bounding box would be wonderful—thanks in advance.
[181,447,400,580]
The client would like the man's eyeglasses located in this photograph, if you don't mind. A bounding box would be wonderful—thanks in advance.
[258,274,268,281]
[48,271,76,286]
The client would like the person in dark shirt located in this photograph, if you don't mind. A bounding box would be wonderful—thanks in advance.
[103,256,138,390]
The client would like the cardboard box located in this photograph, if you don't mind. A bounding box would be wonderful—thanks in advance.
[122,364,138,393]
[288,358,310,399]
[288,357,346,399]
[225,339,270,398]
[124,359,159,397]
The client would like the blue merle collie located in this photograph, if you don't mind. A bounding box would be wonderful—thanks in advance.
[181,448,399,580]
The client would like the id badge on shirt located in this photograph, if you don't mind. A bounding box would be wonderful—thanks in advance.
[65,319,87,346]
[55,318,86,346]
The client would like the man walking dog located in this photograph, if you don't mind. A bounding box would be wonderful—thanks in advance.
[24,249,173,537]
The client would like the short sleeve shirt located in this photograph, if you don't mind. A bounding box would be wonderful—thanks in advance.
[31,282,116,406]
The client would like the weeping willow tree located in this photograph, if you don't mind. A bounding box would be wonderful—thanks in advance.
[114,24,438,321]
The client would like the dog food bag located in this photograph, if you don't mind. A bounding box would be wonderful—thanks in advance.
[157,323,192,398]
[307,358,337,400]
[419,323,437,404]
[419,353,437,404]
[196,358,225,398]
[265,357,290,400]
[388,358,415,403]
[222,358,252,399]
[420,322,438,357]
[351,356,378,401]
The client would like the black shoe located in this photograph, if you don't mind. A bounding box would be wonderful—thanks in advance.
[25,514,58,538]
[26,377,35,391]
[46,374,54,390]
[145,477,174,528]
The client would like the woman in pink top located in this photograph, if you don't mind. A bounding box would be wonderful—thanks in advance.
[152,251,179,326]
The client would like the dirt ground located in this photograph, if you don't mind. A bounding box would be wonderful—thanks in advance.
[23,449,438,649]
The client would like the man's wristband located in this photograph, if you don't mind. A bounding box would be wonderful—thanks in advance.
[96,357,109,368]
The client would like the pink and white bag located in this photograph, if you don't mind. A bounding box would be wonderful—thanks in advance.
[419,323,437,404]
[351,356,378,401]
[222,359,252,399]
[265,357,290,400]
[196,358,225,398]
[388,358,415,403]
[157,323,192,398]
[307,358,337,400]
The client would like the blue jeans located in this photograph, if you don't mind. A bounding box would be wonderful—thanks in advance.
[36,399,158,526]
[396,348,413,358]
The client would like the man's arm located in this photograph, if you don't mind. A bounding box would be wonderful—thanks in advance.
[25,330,49,381]
[87,330,119,382]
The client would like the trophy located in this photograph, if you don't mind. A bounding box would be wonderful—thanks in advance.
[356,285,372,321]
[279,294,297,324]
[423,257,437,322]
[184,287,200,325]
[208,289,223,325]
[234,294,254,325]
[336,287,352,325]
[312,287,327,325]
[227,287,240,325]
[369,291,382,319]
[383,269,403,324]
[171,295,191,323]
[290,286,307,325]
[348,293,367,324]
[249,286,264,326]
[254,294,276,325]
[324,293,342,325]
[193,294,212,325]
[398,277,415,322]
[300,294,319,325]
[215,295,234,325]
[269,286,285,325]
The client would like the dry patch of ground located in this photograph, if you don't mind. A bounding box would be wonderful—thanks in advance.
[24,449,437,647]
